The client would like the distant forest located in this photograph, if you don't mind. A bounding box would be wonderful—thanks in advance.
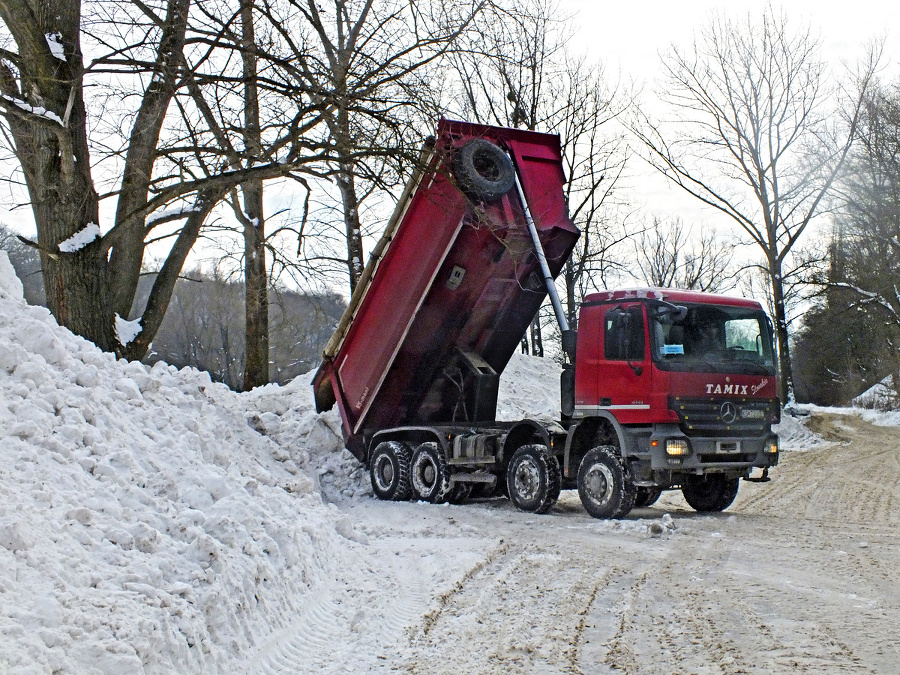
[1,227,345,390]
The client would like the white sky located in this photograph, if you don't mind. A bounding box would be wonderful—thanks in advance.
[561,0,900,236]
[564,0,899,85]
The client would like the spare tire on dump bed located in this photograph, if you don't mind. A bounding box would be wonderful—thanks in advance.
[452,138,516,201]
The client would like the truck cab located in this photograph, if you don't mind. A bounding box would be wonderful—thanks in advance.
[564,288,780,514]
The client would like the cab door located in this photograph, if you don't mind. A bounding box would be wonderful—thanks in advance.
[597,303,652,423]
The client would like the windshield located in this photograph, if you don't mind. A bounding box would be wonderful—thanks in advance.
[650,302,776,375]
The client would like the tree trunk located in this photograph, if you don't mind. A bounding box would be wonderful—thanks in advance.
[108,0,191,321]
[0,0,115,350]
[769,259,794,405]
[120,192,220,361]
[530,319,544,357]
[240,0,269,390]
[242,182,268,389]
[337,159,365,293]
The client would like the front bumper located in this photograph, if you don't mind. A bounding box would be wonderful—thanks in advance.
[639,424,779,472]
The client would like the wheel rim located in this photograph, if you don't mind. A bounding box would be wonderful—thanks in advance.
[513,457,541,501]
[421,464,435,486]
[472,149,502,181]
[583,462,614,506]
[373,455,394,492]
[413,455,437,495]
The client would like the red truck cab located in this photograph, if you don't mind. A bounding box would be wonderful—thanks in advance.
[564,288,780,511]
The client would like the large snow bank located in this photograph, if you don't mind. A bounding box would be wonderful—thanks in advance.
[773,411,830,451]
[0,252,356,673]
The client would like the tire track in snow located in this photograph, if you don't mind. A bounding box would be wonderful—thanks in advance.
[248,537,455,673]
[403,537,615,674]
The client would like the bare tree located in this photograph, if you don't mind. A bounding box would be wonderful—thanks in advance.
[0,0,325,359]
[633,217,734,292]
[631,7,878,403]
[259,0,482,293]
[449,0,631,350]
[818,79,900,380]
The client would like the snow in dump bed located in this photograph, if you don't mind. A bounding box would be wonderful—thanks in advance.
[0,252,358,672]
[496,350,562,422]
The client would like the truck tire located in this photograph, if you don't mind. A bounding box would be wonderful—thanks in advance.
[634,486,662,508]
[577,446,636,519]
[370,441,412,501]
[506,444,561,514]
[410,442,452,503]
[453,138,515,201]
[681,474,740,512]
[447,482,473,504]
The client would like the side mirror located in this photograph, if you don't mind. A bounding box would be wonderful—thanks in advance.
[652,301,688,324]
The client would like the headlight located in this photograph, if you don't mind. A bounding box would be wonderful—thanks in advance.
[765,438,778,454]
[666,439,690,456]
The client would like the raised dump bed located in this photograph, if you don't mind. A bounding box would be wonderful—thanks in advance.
[313,119,579,459]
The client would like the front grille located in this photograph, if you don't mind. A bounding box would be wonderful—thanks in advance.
[670,396,776,435]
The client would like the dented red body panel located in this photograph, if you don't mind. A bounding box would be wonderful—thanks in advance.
[313,120,579,457]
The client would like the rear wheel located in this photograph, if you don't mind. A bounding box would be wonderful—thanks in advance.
[682,474,740,512]
[410,442,452,503]
[577,446,635,519]
[634,486,662,508]
[506,444,561,514]
[370,441,412,501]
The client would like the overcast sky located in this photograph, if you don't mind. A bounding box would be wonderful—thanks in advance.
[557,0,900,247]
[564,0,898,86]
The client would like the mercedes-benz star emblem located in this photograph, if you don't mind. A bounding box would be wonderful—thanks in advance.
[720,401,737,424]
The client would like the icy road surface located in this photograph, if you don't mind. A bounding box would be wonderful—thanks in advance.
[248,412,900,674]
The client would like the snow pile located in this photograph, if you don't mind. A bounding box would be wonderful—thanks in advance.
[774,411,830,451]
[242,380,370,502]
[0,252,354,672]
[852,375,900,412]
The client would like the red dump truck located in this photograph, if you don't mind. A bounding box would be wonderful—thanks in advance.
[313,119,780,518]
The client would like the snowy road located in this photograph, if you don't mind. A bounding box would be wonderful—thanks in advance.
[249,412,900,674]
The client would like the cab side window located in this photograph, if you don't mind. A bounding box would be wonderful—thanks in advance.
[604,307,645,361]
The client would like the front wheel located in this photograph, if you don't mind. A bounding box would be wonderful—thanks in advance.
[681,474,740,512]
[506,444,561,514]
[577,446,635,519]
[370,441,412,501]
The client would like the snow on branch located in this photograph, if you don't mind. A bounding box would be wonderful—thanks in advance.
[145,205,202,226]
[45,33,65,61]
[832,281,900,324]
[58,223,100,253]
[1,94,63,125]
[115,313,142,347]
